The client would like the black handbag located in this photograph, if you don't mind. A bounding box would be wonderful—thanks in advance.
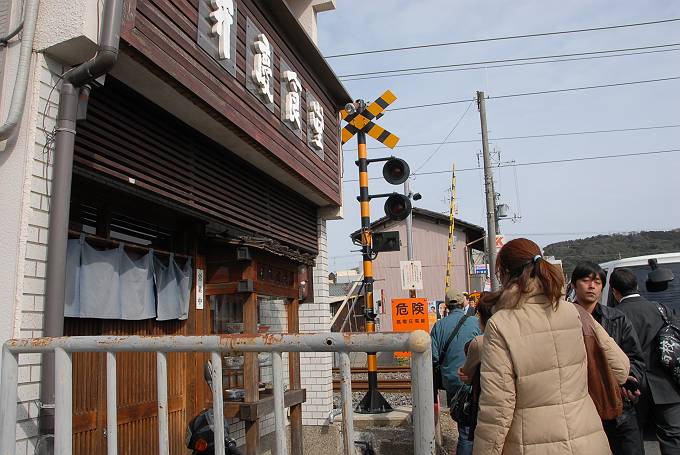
[450,384,476,426]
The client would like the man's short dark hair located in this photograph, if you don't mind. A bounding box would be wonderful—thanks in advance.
[610,268,638,296]
[571,261,607,287]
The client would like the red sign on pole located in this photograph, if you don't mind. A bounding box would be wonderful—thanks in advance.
[392,298,429,357]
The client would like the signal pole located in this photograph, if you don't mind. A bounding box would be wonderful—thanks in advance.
[477,91,500,291]
[356,129,392,414]
[404,179,416,298]
[341,91,405,414]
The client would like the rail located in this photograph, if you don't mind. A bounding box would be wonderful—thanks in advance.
[332,366,412,392]
[333,379,412,393]
[0,332,435,455]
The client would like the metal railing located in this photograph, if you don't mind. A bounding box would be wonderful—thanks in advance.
[0,331,435,455]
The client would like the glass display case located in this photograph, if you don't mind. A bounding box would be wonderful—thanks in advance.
[210,294,289,399]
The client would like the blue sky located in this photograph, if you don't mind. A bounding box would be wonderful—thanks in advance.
[316,1,680,272]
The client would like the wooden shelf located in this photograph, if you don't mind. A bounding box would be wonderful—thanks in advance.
[223,389,306,421]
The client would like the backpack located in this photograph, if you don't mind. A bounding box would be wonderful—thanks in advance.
[655,303,680,387]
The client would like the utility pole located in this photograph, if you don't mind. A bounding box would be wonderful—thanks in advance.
[477,91,500,291]
[404,179,416,298]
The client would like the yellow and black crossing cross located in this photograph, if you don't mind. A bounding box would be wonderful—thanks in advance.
[341,90,400,149]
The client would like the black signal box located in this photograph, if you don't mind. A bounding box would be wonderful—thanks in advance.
[372,231,401,252]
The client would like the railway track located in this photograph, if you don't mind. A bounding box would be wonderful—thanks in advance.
[332,366,412,392]
[331,366,411,374]
[333,379,412,392]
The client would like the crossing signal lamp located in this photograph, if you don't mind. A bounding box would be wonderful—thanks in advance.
[382,158,409,185]
[381,157,412,221]
[384,194,411,221]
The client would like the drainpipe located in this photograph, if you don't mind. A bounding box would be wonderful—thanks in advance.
[0,0,41,141]
[39,0,123,444]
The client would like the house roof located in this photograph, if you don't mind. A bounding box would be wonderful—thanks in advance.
[350,207,486,251]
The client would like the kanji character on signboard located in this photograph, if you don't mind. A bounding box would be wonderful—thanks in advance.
[282,70,302,130]
[307,100,324,151]
[251,34,273,103]
[396,302,408,316]
[208,0,235,60]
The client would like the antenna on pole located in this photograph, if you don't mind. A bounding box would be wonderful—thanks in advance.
[444,163,457,298]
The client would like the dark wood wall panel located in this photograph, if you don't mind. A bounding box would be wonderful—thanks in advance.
[130,12,338,184]
[74,78,319,253]
[64,317,188,454]
[121,0,343,204]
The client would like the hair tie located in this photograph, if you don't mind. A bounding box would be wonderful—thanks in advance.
[533,255,542,264]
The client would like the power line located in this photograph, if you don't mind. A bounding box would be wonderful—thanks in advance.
[342,148,680,182]
[490,76,680,100]
[414,102,473,173]
[325,17,680,58]
[338,43,680,79]
[389,75,680,112]
[341,47,680,82]
[343,124,680,151]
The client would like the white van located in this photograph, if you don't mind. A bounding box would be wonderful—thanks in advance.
[599,252,680,311]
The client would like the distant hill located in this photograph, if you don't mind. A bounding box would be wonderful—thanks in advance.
[544,230,680,277]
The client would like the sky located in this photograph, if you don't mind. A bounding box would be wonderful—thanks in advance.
[316,0,680,273]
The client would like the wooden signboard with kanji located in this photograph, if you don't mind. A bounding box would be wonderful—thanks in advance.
[392,298,429,357]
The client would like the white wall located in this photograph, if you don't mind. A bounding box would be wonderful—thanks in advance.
[0,50,61,454]
[0,0,29,371]
[0,1,91,452]
[299,216,333,425]
[283,0,336,43]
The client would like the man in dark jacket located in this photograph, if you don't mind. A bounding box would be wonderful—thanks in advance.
[431,288,480,455]
[572,262,646,455]
[611,268,680,454]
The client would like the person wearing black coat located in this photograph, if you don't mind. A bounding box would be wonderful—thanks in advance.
[611,268,680,455]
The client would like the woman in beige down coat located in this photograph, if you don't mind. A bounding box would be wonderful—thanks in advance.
[473,239,630,455]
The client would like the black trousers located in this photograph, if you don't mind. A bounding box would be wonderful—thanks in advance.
[637,391,680,455]
[603,412,644,455]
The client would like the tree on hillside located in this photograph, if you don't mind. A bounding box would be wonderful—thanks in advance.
[544,230,680,278]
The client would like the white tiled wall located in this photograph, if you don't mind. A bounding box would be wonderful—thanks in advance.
[299,216,333,426]
[14,54,61,455]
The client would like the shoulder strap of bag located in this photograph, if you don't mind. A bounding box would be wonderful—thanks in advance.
[656,302,670,325]
[438,313,470,364]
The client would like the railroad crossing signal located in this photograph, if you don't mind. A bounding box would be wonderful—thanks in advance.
[341,90,400,149]
[344,90,411,415]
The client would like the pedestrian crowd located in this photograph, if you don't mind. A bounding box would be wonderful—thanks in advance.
[431,238,680,455]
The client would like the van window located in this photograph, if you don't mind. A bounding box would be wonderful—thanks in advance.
[607,263,680,311]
